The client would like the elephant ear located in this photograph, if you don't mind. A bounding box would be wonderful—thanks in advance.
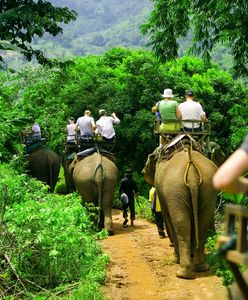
[142,151,157,186]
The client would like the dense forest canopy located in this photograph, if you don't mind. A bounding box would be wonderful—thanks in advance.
[1,0,234,74]
[1,0,153,69]
[1,48,248,173]
[1,2,248,298]
[142,0,248,77]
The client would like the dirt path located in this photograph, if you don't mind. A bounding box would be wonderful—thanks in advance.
[100,209,228,300]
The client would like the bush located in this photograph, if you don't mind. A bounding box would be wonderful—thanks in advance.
[205,234,234,286]
[136,195,154,222]
[0,163,109,298]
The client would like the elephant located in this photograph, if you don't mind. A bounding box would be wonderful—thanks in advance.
[64,149,119,235]
[27,145,61,192]
[208,141,226,166]
[143,135,218,279]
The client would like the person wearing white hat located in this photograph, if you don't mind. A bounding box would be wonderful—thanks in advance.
[152,88,181,146]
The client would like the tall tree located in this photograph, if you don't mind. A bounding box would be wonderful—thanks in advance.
[141,0,248,77]
[0,0,77,65]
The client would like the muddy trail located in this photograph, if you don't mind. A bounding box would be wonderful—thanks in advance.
[99,209,228,300]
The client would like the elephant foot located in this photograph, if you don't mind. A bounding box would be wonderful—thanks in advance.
[194,262,210,273]
[176,267,194,279]
[173,254,179,264]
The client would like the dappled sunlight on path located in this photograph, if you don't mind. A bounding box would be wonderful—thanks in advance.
[100,209,228,300]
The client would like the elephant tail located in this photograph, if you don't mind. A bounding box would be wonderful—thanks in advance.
[48,152,60,192]
[93,155,106,209]
[184,146,203,249]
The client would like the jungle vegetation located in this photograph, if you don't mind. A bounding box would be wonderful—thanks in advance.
[142,0,248,77]
[1,0,248,298]
[0,0,77,66]
[1,0,234,76]
[2,48,248,297]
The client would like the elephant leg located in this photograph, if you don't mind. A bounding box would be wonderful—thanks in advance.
[101,191,114,235]
[193,243,210,272]
[176,239,193,279]
[165,214,179,261]
[172,205,193,279]
[193,194,215,272]
[98,209,105,231]
[102,206,113,235]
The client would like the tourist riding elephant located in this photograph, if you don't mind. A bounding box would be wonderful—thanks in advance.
[143,136,218,279]
[27,146,61,192]
[65,150,119,235]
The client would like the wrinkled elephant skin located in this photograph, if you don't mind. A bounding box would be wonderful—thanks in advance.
[69,152,118,235]
[27,147,61,192]
[155,149,218,279]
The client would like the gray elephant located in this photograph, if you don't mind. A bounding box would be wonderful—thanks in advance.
[65,150,119,235]
[208,141,226,166]
[27,146,61,192]
[143,135,218,279]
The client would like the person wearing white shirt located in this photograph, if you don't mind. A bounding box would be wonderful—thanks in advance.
[96,109,120,142]
[75,110,96,140]
[65,117,77,143]
[178,90,207,132]
[26,122,41,144]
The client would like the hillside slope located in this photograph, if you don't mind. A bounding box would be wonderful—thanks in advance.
[2,0,152,69]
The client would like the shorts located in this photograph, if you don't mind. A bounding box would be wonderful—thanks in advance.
[159,122,180,132]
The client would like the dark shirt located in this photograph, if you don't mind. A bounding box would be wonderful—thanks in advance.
[119,177,138,200]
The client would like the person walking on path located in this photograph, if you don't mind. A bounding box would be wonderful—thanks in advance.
[119,169,139,227]
[149,187,167,238]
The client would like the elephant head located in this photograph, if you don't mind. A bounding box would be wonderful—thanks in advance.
[64,150,119,235]
[144,135,218,279]
[208,141,226,166]
[27,146,61,192]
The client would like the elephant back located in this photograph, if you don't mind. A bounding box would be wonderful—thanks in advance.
[27,146,60,192]
[73,152,118,183]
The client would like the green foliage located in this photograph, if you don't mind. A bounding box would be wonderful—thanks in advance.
[135,196,154,222]
[142,0,248,77]
[219,191,248,206]
[1,48,248,183]
[0,163,108,298]
[0,1,77,66]
[205,234,234,286]
[0,163,50,206]
[0,71,29,159]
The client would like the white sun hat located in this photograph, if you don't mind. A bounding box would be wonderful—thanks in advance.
[162,88,174,98]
